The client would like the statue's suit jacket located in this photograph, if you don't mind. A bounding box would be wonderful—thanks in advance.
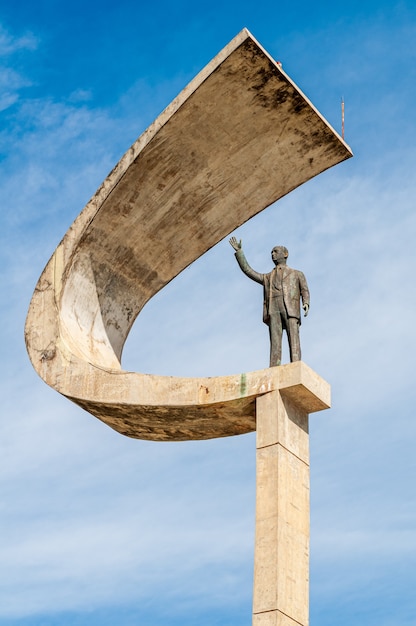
[235,249,310,325]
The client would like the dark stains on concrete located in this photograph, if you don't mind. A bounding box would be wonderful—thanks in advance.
[70,395,257,442]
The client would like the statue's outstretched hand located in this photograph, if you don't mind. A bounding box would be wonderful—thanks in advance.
[229,236,242,251]
[303,303,309,317]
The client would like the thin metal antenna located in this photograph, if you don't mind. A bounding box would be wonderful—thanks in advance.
[341,96,345,140]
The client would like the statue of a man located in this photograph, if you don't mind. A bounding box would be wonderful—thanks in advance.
[229,237,310,367]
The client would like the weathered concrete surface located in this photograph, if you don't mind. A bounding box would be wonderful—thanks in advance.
[253,365,329,626]
[25,28,348,440]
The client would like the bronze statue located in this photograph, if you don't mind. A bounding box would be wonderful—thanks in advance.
[229,237,310,367]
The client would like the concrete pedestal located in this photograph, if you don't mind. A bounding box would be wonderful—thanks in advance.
[253,363,330,626]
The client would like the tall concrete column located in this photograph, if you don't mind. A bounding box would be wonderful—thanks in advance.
[253,363,330,626]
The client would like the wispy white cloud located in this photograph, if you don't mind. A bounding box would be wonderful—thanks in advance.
[0,24,37,56]
[0,65,32,111]
[0,24,37,113]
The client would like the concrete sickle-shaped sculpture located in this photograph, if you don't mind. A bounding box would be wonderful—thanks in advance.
[25,29,351,440]
[26,28,352,626]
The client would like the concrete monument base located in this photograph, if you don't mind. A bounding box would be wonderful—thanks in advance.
[253,363,330,626]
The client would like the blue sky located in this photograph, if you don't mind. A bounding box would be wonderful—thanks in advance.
[1,1,416,625]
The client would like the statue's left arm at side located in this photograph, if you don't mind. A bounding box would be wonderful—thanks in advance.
[229,237,264,285]
[298,271,310,317]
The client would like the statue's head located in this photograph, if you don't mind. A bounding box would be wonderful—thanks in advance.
[271,246,288,265]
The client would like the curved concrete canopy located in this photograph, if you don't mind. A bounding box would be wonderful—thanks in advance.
[25,29,352,441]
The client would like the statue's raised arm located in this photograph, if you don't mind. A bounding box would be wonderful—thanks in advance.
[230,236,263,285]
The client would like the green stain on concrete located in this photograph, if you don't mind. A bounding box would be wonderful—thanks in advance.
[240,373,247,397]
